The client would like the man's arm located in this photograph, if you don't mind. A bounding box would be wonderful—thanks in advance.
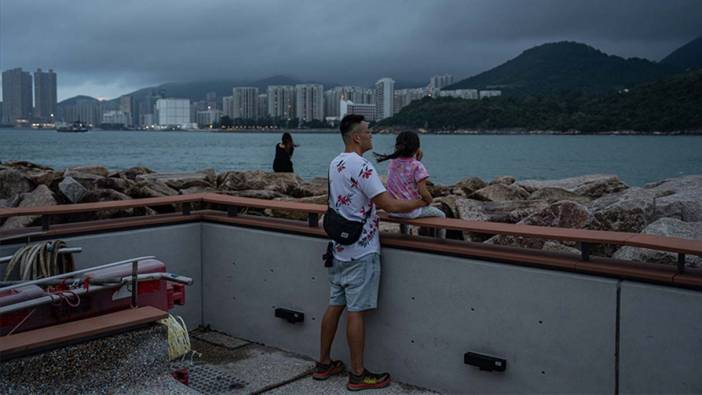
[372,192,427,213]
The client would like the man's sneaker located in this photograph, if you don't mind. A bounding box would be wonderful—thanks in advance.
[312,360,345,380]
[347,369,391,391]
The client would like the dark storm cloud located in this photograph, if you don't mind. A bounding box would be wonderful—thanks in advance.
[1,0,700,99]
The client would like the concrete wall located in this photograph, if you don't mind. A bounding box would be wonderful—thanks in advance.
[201,223,618,393]
[0,223,203,326]
[619,282,702,394]
[4,221,702,393]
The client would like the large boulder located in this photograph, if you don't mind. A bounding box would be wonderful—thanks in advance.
[225,189,286,200]
[63,169,105,189]
[528,187,591,204]
[80,188,134,219]
[644,175,702,222]
[0,169,33,200]
[267,195,327,220]
[137,169,215,191]
[95,177,135,194]
[218,171,302,196]
[453,177,487,196]
[65,165,109,177]
[126,180,179,198]
[108,167,154,180]
[588,187,657,233]
[516,174,628,198]
[489,176,516,186]
[469,184,529,202]
[613,218,702,268]
[0,185,57,231]
[442,197,549,242]
[58,176,89,203]
[485,201,591,250]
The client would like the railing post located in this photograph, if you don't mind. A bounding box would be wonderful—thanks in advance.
[580,242,591,261]
[131,260,139,308]
[677,253,686,273]
[41,215,51,231]
[308,213,319,227]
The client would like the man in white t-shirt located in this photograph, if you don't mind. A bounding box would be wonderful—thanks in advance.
[313,114,431,391]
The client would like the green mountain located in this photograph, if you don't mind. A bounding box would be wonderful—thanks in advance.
[444,41,681,96]
[380,69,702,132]
[661,35,702,71]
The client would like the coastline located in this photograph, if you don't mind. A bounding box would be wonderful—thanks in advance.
[3,127,702,135]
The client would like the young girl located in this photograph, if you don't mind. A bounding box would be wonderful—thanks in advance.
[375,131,446,238]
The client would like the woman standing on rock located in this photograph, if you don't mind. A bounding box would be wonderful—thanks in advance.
[273,132,297,173]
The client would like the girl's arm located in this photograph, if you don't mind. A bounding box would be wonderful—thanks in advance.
[416,178,433,205]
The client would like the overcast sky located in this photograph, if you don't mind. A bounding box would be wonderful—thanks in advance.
[1,0,700,101]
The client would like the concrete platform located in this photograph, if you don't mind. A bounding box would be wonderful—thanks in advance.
[175,329,437,394]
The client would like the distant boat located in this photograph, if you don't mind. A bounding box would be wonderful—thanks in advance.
[56,121,90,133]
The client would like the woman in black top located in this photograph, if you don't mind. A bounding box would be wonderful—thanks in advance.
[273,132,297,173]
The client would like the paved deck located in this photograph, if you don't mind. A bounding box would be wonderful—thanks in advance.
[168,329,438,394]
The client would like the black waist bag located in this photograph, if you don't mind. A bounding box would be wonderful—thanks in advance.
[323,207,365,245]
[322,168,370,245]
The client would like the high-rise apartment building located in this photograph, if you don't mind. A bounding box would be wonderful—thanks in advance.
[323,86,373,118]
[393,88,428,114]
[119,95,136,127]
[222,96,234,118]
[267,86,296,119]
[429,74,455,90]
[156,98,191,127]
[257,94,268,118]
[2,68,33,125]
[374,78,395,120]
[232,87,259,119]
[33,68,57,122]
[295,84,324,121]
[57,97,102,125]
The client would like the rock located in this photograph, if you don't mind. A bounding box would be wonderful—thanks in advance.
[644,175,702,222]
[127,180,179,198]
[63,170,104,189]
[0,161,52,171]
[226,189,286,200]
[489,176,516,185]
[95,177,135,194]
[542,241,581,255]
[613,218,702,268]
[137,169,215,191]
[0,169,33,199]
[108,167,154,180]
[445,198,548,242]
[80,189,134,219]
[453,177,487,196]
[179,186,218,195]
[267,195,327,220]
[59,176,89,203]
[469,184,529,202]
[0,185,57,231]
[517,174,628,198]
[528,187,591,204]
[23,169,60,187]
[218,171,302,195]
[66,165,109,177]
[486,201,591,250]
[588,188,657,233]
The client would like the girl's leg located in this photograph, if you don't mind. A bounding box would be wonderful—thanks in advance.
[416,206,446,239]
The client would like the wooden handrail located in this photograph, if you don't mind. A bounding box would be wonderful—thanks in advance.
[0,194,207,218]
[0,192,700,258]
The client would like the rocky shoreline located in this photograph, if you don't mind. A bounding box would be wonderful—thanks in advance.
[1,161,700,267]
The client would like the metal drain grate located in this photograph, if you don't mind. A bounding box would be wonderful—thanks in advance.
[180,364,248,394]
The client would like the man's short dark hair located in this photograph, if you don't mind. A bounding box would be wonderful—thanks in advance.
[340,114,365,138]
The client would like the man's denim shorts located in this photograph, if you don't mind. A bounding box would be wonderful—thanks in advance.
[328,253,380,312]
